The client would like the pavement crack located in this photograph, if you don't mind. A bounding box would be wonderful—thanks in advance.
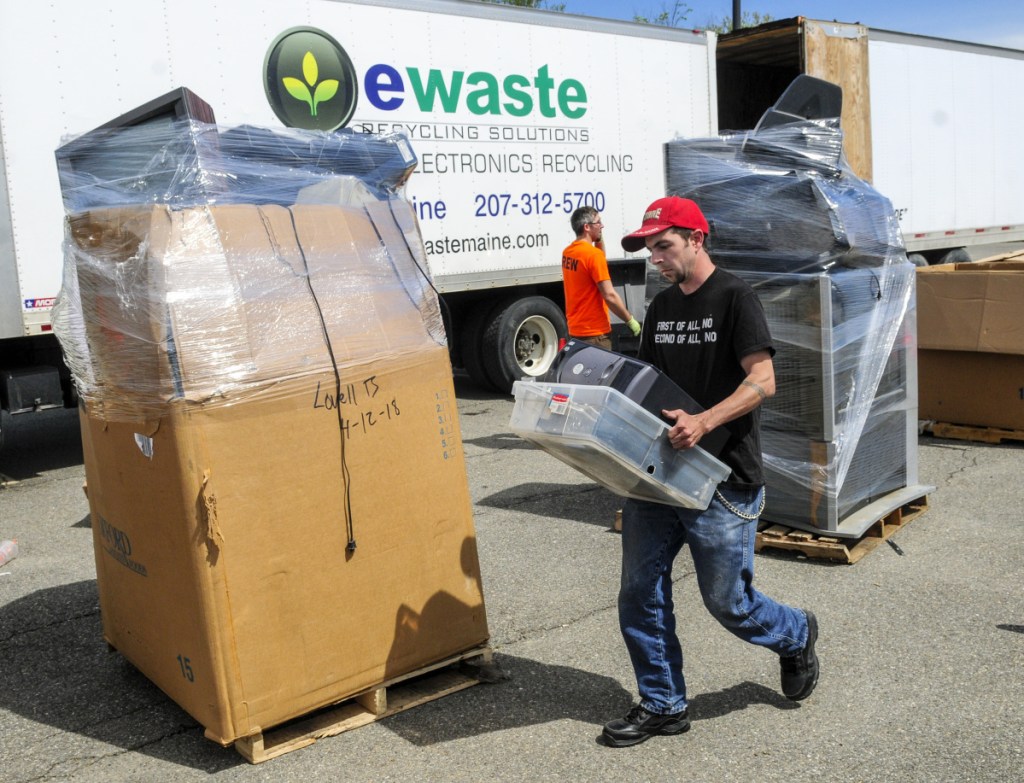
[0,606,100,645]
[944,446,979,483]
[494,569,697,647]
[22,721,196,782]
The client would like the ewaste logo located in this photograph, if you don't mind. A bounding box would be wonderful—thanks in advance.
[264,27,359,131]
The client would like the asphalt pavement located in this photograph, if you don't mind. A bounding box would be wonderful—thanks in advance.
[0,376,1021,782]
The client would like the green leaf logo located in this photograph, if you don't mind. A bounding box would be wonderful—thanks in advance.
[313,80,339,114]
[282,77,313,112]
[302,51,318,85]
[283,50,339,117]
[265,27,359,131]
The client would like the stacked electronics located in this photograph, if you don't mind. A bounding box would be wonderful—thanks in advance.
[50,88,489,746]
[663,76,932,537]
[55,87,419,213]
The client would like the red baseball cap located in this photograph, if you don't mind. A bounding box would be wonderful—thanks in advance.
[621,196,710,253]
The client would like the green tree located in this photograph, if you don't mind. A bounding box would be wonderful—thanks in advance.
[704,10,773,33]
[632,3,772,31]
[633,1,692,26]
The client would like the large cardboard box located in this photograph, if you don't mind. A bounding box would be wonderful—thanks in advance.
[916,253,1024,429]
[66,203,435,413]
[72,203,488,745]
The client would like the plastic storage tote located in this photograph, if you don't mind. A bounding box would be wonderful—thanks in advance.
[510,381,731,509]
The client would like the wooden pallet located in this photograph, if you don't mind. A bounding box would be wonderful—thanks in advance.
[923,421,1024,445]
[755,495,930,564]
[234,645,494,763]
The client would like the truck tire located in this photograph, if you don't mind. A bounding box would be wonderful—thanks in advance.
[481,296,567,394]
[0,409,8,453]
[907,253,928,267]
[937,247,971,264]
[459,301,501,392]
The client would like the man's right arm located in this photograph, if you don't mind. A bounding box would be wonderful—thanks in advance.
[597,280,641,336]
[596,279,631,322]
[663,350,775,450]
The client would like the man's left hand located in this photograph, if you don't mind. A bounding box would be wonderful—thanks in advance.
[662,408,709,450]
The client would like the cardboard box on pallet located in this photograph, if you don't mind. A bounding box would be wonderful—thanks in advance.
[68,201,489,746]
[66,203,434,413]
[916,253,1024,430]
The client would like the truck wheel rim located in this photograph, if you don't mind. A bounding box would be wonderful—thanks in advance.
[513,315,558,377]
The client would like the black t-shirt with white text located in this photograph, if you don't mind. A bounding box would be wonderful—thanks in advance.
[638,267,774,487]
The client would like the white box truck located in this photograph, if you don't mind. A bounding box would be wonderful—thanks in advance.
[717,16,1024,265]
[5,5,1021,448]
[0,0,718,446]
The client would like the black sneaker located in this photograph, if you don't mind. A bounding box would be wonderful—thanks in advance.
[601,705,691,748]
[780,610,819,701]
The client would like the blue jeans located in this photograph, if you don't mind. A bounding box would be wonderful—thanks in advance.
[618,486,809,714]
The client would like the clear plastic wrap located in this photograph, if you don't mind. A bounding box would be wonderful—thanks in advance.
[665,121,905,274]
[747,265,916,525]
[52,120,444,420]
[664,118,917,530]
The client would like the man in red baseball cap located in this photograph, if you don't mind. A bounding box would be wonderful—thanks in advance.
[620,196,710,253]
[602,195,820,748]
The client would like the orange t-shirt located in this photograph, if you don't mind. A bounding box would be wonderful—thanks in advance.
[561,239,611,336]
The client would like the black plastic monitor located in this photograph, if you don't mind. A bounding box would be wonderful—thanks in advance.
[54,87,216,208]
[543,340,729,457]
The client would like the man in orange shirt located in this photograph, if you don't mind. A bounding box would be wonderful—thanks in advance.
[561,207,641,350]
